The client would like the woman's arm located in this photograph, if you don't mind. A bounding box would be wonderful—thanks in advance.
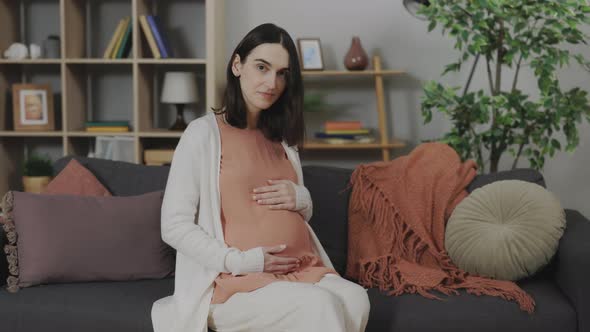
[161,125,263,275]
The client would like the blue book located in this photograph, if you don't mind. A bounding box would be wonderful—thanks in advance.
[315,132,365,140]
[147,15,173,58]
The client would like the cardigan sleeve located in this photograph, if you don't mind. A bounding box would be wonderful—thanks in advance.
[293,183,313,222]
[291,145,313,222]
[160,124,263,274]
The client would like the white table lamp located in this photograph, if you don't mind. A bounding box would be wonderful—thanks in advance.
[161,72,199,130]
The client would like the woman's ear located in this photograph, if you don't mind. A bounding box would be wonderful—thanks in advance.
[231,54,242,78]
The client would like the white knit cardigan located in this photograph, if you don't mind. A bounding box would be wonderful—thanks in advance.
[151,112,335,332]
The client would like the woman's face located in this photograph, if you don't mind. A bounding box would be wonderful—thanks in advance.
[232,43,290,114]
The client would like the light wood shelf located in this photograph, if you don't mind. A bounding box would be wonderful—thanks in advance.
[65,59,134,64]
[302,55,404,161]
[0,59,62,64]
[0,0,226,194]
[137,58,207,64]
[0,131,64,137]
[67,131,135,137]
[138,130,183,138]
[302,69,405,77]
[304,139,406,150]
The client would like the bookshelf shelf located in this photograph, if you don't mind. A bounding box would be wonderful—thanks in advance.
[0,59,62,65]
[137,58,207,64]
[138,131,183,138]
[0,0,226,193]
[67,131,135,137]
[0,131,64,137]
[65,59,134,64]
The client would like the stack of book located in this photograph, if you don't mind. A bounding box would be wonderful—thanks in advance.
[103,16,133,59]
[314,121,375,144]
[85,121,130,133]
[138,15,173,59]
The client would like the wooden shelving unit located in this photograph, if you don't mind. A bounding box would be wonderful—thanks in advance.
[0,0,226,194]
[301,55,406,161]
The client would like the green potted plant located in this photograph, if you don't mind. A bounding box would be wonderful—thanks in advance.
[419,0,590,173]
[22,154,53,193]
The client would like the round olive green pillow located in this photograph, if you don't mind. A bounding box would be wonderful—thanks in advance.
[445,180,565,281]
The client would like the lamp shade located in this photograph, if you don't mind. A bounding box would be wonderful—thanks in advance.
[161,72,199,104]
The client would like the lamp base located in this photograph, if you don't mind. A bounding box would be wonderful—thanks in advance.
[169,104,187,131]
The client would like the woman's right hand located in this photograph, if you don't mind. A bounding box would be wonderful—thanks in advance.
[262,244,300,274]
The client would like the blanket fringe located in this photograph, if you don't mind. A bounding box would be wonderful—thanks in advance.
[348,165,535,313]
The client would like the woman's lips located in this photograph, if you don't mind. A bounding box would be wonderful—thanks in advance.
[258,92,275,100]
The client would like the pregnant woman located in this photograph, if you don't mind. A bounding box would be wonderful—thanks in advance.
[151,23,370,332]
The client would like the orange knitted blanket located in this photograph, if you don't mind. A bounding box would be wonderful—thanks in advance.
[345,142,535,313]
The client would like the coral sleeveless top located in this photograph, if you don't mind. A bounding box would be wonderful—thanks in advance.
[211,114,336,304]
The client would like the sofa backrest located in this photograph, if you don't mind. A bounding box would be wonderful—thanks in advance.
[49,157,546,277]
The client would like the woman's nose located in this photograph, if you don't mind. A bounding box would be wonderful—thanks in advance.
[265,73,277,89]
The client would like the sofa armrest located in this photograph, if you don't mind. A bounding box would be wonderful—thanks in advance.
[555,209,590,332]
[0,222,7,287]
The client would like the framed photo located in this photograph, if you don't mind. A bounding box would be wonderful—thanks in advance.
[12,83,55,131]
[297,38,324,71]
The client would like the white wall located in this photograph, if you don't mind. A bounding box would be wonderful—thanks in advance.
[225,0,590,217]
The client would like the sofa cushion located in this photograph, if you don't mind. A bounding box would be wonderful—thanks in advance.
[446,180,565,281]
[303,165,353,275]
[366,277,576,332]
[0,278,174,332]
[44,159,111,196]
[2,190,174,290]
[467,168,545,192]
[53,156,170,196]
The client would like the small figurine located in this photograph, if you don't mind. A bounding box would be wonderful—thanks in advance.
[3,43,28,60]
[29,44,42,59]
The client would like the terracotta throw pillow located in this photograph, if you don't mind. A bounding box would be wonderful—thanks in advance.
[44,159,111,196]
[0,190,174,292]
[445,180,566,281]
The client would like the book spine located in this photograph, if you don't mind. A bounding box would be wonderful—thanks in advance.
[324,129,370,135]
[315,133,365,139]
[111,17,130,59]
[139,15,161,59]
[85,121,130,127]
[147,15,169,58]
[103,18,126,58]
[324,121,362,131]
[86,126,130,132]
[116,22,132,59]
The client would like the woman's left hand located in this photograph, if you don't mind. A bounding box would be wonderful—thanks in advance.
[252,179,297,211]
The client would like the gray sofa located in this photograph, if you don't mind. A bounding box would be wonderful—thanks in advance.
[0,156,588,332]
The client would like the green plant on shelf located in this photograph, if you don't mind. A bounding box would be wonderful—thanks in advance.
[303,93,329,112]
[23,154,53,177]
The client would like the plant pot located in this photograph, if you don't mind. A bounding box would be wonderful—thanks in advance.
[22,176,51,193]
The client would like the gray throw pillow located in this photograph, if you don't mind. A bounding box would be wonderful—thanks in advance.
[445,180,565,281]
[0,190,174,292]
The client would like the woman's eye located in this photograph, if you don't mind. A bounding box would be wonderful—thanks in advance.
[257,65,266,71]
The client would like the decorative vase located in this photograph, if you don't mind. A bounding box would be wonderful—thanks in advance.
[42,35,60,59]
[22,176,51,193]
[344,36,369,71]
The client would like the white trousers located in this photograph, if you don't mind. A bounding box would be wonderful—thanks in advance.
[207,274,370,332]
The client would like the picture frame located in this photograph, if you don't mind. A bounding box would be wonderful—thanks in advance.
[12,83,55,131]
[297,38,324,71]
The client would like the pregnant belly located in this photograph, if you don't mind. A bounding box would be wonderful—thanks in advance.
[223,209,314,258]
